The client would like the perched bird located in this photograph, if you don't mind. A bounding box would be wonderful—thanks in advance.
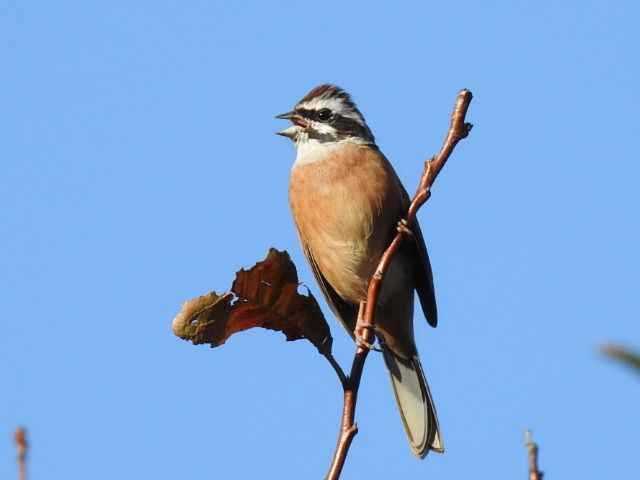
[277,84,443,458]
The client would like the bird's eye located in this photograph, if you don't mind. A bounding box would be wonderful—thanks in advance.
[317,108,332,121]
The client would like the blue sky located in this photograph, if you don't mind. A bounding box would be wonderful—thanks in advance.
[1,1,639,478]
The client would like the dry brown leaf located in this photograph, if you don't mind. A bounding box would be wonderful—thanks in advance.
[172,248,332,354]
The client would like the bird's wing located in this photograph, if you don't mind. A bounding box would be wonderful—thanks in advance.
[301,242,358,337]
[380,148,438,328]
[404,218,438,327]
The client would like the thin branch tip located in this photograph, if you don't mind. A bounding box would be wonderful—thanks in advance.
[524,429,543,480]
[15,427,28,480]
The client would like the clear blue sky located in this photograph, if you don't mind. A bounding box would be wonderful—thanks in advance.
[1,1,639,478]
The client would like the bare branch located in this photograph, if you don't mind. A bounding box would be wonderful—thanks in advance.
[524,429,543,480]
[325,89,473,479]
[14,427,27,480]
[602,343,640,374]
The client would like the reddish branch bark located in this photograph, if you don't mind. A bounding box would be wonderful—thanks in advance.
[14,427,27,480]
[325,89,473,479]
[524,429,543,480]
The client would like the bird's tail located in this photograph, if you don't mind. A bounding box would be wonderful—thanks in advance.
[382,347,443,458]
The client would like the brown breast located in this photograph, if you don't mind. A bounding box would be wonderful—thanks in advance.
[289,144,404,304]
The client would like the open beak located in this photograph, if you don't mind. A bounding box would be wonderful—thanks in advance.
[276,111,295,120]
[276,111,309,137]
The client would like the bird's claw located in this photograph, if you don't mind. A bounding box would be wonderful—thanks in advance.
[355,321,381,352]
[397,218,413,236]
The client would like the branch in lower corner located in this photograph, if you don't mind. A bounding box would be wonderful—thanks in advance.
[524,429,543,480]
[15,427,28,480]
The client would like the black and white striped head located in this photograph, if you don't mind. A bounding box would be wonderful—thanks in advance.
[276,84,375,146]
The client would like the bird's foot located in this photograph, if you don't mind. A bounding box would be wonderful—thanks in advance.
[397,218,413,236]
[354,321,381,352]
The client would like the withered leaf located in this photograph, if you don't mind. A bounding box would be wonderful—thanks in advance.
[172,248,332,354]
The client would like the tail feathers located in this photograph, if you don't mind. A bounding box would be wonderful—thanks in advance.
[382,348,443,458]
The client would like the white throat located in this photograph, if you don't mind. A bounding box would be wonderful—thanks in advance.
[292,135,368,167]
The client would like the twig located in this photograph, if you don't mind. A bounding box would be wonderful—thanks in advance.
[323,351,348,388]
[14,427,27,480]
[325,89,473,479]
[601,343,640,374]
[524,429,543,480]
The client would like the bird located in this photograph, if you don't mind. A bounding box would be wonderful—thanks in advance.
[277,84,443,458]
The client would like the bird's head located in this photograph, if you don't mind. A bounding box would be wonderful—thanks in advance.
[276,84,374,147]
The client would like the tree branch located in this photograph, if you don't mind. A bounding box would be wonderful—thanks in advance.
[524,429,543,480]
[325,89,473,479]
[14,427,27,480]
